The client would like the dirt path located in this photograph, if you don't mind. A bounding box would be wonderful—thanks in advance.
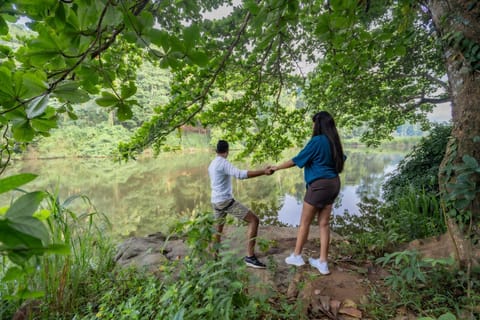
[224,226,381,319]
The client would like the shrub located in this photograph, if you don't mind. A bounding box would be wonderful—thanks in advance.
[383,124,452,202]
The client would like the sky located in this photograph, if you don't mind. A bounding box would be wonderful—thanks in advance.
[428,103,452,123]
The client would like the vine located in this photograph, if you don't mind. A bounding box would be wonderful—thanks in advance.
[443,31,480,73]
[440,136,480,231]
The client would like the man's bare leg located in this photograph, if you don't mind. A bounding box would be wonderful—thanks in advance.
[243,211,259,257]
[213,222,224,258]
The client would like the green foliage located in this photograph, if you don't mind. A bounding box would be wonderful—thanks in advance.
[333,125,449,261]
[0,173,70,302]
[383,124,452,201]
[393,187,446,239]
[418,313,457,320]
[443,29,480,72]
[333,187,445,260]
[34,122,132,157]
[75,213,301,320]
[1,184,113,319]
[374,250,479,319]
[1,0,460,168]
[303,1,446,147]
[441,136,480,231]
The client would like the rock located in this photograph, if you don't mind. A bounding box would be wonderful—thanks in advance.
[359,295,369,305]
[330,299,341,317]
[394,306,417,320]
[115,232,187,271]
[286,271,303,298]
[342,299,357,308]
[12,300,41,320]
[319,295,330,311]
[339,307,362,318]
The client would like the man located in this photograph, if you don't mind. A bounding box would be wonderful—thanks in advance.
[208,140,273,268]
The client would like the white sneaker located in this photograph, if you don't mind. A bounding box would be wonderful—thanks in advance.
[285,253,305,266]
[308,257,331,275]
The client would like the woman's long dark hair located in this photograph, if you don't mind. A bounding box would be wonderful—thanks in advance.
[312,111,344,173]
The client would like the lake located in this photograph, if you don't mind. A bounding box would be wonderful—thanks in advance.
[1,146,408,240]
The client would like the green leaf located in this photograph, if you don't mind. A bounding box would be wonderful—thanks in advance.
[53,81,90,103]
[0,66,14,97]
[0,15,8,35]
[462,155,478,168]
[103,5,123,25]
[16,288,45,299]
[0,174,38,195]
[0,44,12,59]
[438,312,457,320]
[244,0,260,15]
[455,199,471,210]
[188,51,209,67]
[96,91,119,107]
[21,72,49,98]
[116,103,133,121]
[6,191,47,220]
[183,24,200,50]
[44,243,70,255]
[147,29,170,51]
[26,94,50,119]
[33,209,51,220]
[2,266,24,281]
[331,16,349,29]
[12,120,35,142]
[123,30,138,44]
[31,118,58,132]
[0,220,44,259]
[67,111,78,120]
[7,215,49,245]
[121,82,137,99]
[395,45,407,56]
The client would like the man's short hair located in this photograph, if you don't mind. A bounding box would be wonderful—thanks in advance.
[216,140,229,153]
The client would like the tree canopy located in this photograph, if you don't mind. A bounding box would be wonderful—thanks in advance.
[0,0,464,168]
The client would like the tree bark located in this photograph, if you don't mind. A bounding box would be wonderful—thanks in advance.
[429,0,480,266]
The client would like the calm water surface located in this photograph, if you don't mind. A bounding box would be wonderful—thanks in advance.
[1,147,407,240]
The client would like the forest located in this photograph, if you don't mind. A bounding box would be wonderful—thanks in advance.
[0,1,479,319]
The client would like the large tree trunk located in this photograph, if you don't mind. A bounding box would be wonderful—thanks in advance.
[429,0,480,266]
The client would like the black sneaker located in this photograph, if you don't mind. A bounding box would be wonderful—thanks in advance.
[245,255,266,269]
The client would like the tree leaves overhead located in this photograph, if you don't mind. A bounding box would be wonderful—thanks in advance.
[0,0,455,166]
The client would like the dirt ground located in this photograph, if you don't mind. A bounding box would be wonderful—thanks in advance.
[115,225,457,319]
[222,225,456,319]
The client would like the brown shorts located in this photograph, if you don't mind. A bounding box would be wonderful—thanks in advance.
[304,176,341,209]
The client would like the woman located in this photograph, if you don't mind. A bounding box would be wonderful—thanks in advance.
[272,111,345,275]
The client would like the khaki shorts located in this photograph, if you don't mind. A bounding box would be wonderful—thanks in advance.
[304,176,341,209]
[212,199,249,221]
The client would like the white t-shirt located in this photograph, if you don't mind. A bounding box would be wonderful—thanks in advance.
[208,156,248,203]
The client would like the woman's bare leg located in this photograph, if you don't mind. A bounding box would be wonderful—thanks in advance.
[318,204,332,261]
[293,201,318,255]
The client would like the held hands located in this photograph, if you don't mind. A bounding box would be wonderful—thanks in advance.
[264,165,275,176]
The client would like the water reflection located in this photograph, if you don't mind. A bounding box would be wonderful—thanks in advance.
[0,147,407,240]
